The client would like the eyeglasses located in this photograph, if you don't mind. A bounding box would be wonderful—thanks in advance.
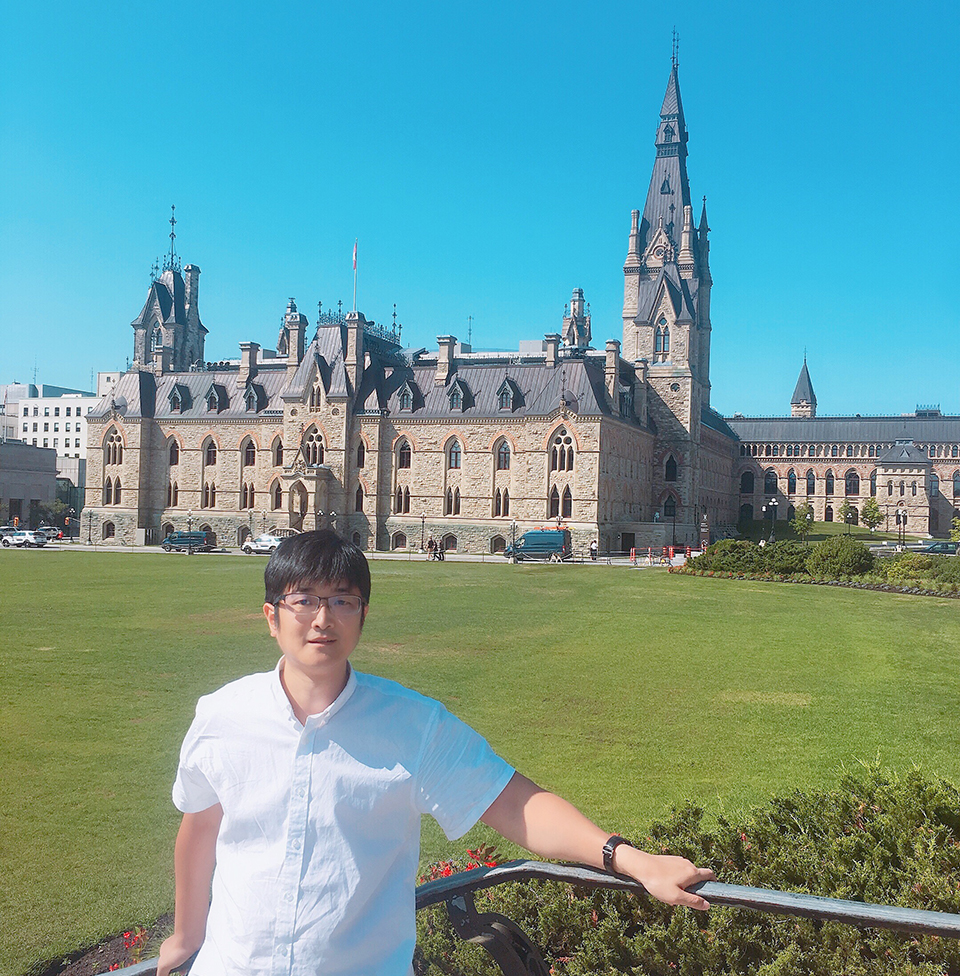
[276,593,365,617]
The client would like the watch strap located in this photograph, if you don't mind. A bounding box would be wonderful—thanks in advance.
[602,834,634,873]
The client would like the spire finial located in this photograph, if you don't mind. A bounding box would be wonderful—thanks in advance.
[163,205,181,272]
[671,27,679,70]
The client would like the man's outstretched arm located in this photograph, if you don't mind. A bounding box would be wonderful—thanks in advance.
[156,804,223,976]
[480,772,714,910]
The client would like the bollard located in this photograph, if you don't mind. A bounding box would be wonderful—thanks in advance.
[668,546,675,559]
[630,547,637,565]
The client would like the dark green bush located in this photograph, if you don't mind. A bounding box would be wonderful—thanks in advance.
[415,766,960,975]
[763,540,810,574]
[807,536,875,577]
[687,540,765,573]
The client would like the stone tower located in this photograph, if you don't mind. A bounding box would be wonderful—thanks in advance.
[791,358,817,418]
[621,60,713,525]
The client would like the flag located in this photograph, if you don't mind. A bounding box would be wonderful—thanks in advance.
[353,239,357,271]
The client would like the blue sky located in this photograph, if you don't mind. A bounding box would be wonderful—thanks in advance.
[2,0,957,417]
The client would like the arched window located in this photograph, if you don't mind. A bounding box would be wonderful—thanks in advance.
[302,429,324,465]
[399,390,412,411]
[357,442,365,468]
[397,439,411,469]
[845,470,860,496]
[805,470,815,495]
[870,470,877,496]
[664,495,677,518]
[494,489,502,517]
[931,474,940,498]
[105,431,123,465]
[448,441,461,470]
[911,481,917,497]
[245,389,258,412]
[168,481,178,507]
[549,485,560,518]
[352,532,362,548]
[102,521,115,540]
[740,471,754,494]
[242,483,255,509]
[243,442,256,466]
[490,536,506,553]
[396,487,404,514]
[170,390,182,414]
[825,505,834,522]
[496,441,511,470]
[787,469,797,494]
[763,469,778,495]
[561,486,572,519]
[169,441,179,465]
[392,532,407,550]
[739,503,754,521]
[273,440,284,467]
[103,479,113,505]
[501,488,509,517]
[665,456,678,482]
[167,481,173,506]
[954,471,960,497]
[204,442,217,466]
[403,487,410,513]
[450,389,462,411]
[113,479,121,504]
[272,482,282,510]
[355,485,364,512]
[498,389,512,410]
[825,470,834,495]
[442,534,457,552]
[207,391,219,412]
[787,505,796,521]
[151,326,162,353]
[550,428,574,471]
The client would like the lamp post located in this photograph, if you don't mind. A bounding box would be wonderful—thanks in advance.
[896,506,908,547]
[510,519,517,564]
[762,498,778,543]
[187,509,194,532]
[86,509,92,545]
[67,507,75,541]
[420,512,426,551]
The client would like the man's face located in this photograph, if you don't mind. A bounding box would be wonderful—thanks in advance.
[263,579,367,678]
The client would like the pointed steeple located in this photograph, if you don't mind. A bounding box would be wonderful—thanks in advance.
[791,358,817,418]
[638,64,692,262]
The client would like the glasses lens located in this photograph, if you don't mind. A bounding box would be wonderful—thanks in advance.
[329,595,362,615]
[281,594,363,616]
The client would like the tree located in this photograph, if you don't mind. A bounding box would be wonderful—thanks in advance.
[860,497,883,531]
[951,516,960,543]
[837,499,855,531]
[791,502,814,542]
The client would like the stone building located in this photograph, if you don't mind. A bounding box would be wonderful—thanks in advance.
[82,62,742,551]
[728,363,960,537]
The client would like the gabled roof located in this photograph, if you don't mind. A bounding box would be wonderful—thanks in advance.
[131,269,187,327]
[877,441,931,466]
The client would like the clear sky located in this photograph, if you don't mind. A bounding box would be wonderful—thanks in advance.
[2,0,957,418]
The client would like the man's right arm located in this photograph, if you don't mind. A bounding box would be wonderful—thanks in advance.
[157,804,223,976]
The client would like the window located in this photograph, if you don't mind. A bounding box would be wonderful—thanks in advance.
[54,407,59,417]
[740,471,755,494]
[399,390,412,411]
[303,430,324,465]
[103,480,113,505]
[825,470,834,495]
[665,456,678,482]
[103,522,115,540]
[870,470,877,496]
[397,440,411,468]
[43,438,48,447]
[151,327,162,352]
[44,423,49,432]
[825,505,833,522]
[394,486,410,514]
[550,428,574,471]
[202,482,216,508]
[207,392,218,412]
[931,474,940,498]
[954,471,960,497]
[170,390,182,413]
[392,532,407,550]
[53,438,58,448]
[450,389,462,411]
[241,483,255,509]
[245,390,258,412]
[114,479,121,504]
[44,407,49,416]
[274,440,284,467]
[561,486,572,519]
[494,488,510,517]
[549,485,560,518]
[105,431,123,465]
[899,481,905,497]
[664,496,677,518]
[448,441,461,469]
[355,485,364,512]
[74,439,80,448]
[787,469,797,494]
[911,481,917,496]
[496,441,511,470]
[763,469,777,495]
[169,441,179,465]
[205,442,217,466]
[654,318,670,362]
[272,482,282,510]
[498,388,512,410]
[845,471,860,496]
[357,442,365,468]
[32,423,37,432]
[243,442,256,466]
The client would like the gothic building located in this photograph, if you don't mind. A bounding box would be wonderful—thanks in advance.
[85,61,956,550]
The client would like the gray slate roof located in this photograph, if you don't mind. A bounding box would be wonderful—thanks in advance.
[877,442,931,466]
[727,415,960,444]
[791,361,816,406]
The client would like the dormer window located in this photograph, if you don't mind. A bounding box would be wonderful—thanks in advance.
[151,326,162,353]
[399,390,412,411]
[497,380,515,412]
[450,389,462,411]
[207,392,219,412]
[170,390,182,413]
[663,124,674,143]
[245,389,258,412]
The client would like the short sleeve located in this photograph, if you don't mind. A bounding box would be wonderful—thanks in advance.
[172,705,221,813]
[416,705,514,840]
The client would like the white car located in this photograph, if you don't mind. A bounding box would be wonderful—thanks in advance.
[241,534,284,554]
[2,530,47,548]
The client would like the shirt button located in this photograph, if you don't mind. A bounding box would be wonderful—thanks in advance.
[292,839,302,850]
[285,892,294,902]
[295,787,306,799]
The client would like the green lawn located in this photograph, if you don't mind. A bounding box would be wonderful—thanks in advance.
[3,551,960,975]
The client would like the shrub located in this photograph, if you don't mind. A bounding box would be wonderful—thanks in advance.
[807,536,875,577]
[763,540,810,575]
[687,540,765,573]
[415,766,960,975]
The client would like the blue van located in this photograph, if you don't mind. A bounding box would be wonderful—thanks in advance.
[503,529,572,562]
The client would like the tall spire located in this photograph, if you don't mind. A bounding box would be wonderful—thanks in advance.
[163,204,181,273]
[638,59,691,261]
[791,357,817,418]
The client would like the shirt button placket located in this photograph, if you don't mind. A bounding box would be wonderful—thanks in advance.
[272,722,315,976]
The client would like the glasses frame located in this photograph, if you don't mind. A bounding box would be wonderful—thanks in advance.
[275,593,366,617]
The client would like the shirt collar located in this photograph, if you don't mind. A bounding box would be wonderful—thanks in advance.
[271,658,359,727]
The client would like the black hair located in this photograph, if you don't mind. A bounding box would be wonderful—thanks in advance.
[264,530,371,606]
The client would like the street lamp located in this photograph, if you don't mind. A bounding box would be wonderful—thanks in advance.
[86,509,92,545]
[510,519,517,563]
[762,498,778,542]
[896,506,908,547]
[420,512,426,551]
[67,507,75,541]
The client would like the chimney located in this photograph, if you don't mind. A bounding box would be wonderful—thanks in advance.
[625,209,641,263]
[238,341,259,388]
[633,359,648,423]
[544,333,560,367]
[678,205,695,269]
[344,311,364,393]
[184,265,200,319]
[436,335,456,385]
[605,339,620,402]
[285,299,306,375]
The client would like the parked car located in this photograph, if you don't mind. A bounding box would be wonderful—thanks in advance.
[37,526,63,541]
[161,530,215,552]
[503,528,572,562]
[0,526,18,539]
[241,534,284,555]
[918,541,958,556]
[2,530,47,548]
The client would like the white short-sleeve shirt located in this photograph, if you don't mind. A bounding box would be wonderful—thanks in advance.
[173,663,515,976]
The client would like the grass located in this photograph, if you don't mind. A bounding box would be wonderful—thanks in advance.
[3,551,960,974]
[737,518,919,544]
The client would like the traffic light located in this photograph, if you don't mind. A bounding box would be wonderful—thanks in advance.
[64,517,70,526]
[12,517,18,526]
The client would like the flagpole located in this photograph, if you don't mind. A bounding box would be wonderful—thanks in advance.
[352,239,358,312]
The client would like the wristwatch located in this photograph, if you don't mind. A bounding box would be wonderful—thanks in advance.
[602,834,635,873]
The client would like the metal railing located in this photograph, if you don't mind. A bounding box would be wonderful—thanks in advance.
[96,859,960,976]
